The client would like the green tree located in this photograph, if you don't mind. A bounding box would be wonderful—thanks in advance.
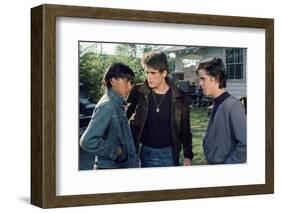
[113,44,146,83]
[167,55,176,73]
[80,43,181,102]
[79,52,106,102]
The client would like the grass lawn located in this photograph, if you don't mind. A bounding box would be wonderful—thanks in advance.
[180,107,209,165]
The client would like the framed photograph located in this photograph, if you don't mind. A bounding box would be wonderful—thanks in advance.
[31,4,274,208]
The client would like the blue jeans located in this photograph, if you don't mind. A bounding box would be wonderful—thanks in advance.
[140,145,174,168]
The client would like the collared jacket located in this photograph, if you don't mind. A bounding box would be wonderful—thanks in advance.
[80,89,139,169]
[203,96,246,164]
[126,79,193,165]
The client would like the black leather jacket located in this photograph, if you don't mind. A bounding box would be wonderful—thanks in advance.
[126,79,193,165]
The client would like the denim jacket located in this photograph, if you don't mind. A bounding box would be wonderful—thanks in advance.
[80,89,139,169]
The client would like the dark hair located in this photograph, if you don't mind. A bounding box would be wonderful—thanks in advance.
[196,57,227,88]
[142,51,169,73]
[103,62,135,88]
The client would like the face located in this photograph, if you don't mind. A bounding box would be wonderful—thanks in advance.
[198,69,219,97]
[145,66,167,89]
[111,77,132,98]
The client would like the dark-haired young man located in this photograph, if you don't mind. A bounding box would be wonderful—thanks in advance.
[127,51,193,168]
[196,57,246,164]
[80,63,139,169]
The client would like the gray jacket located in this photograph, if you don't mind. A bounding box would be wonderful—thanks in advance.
[80,89,139,169]
[203,96,246,164]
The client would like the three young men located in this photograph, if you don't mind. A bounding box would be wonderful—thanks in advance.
[80,53,246,170]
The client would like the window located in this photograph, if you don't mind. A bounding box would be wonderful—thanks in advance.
[226,48,245,80]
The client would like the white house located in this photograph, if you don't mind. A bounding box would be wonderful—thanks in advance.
[164,46,247,99]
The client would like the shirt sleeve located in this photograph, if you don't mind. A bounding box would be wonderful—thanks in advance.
[79,104,118,161]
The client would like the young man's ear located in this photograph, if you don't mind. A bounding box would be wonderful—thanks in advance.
[215,76,220,85]
[110,78,115,87]
[162,70,168,78]
[211,76,219,84]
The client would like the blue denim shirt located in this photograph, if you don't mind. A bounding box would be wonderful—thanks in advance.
[80,89,139,169]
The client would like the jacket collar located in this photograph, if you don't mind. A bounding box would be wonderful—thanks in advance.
[137,77,183,99]
[107,89,125,106]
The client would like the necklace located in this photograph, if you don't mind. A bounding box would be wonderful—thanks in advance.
[152,91,166,112]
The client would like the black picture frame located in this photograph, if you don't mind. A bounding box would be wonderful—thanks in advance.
[31,4,274,208]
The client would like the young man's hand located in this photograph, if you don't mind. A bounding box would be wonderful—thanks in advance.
[115,144,128,162]
[183,158,192,166]
[117,145,124,156]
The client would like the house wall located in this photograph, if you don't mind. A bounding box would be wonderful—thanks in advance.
[226,81,247,98]
[173,47,247,98]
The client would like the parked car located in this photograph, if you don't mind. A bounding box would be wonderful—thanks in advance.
[175,79,213,108]
[79,83,96,136]
[79,83,96,170]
